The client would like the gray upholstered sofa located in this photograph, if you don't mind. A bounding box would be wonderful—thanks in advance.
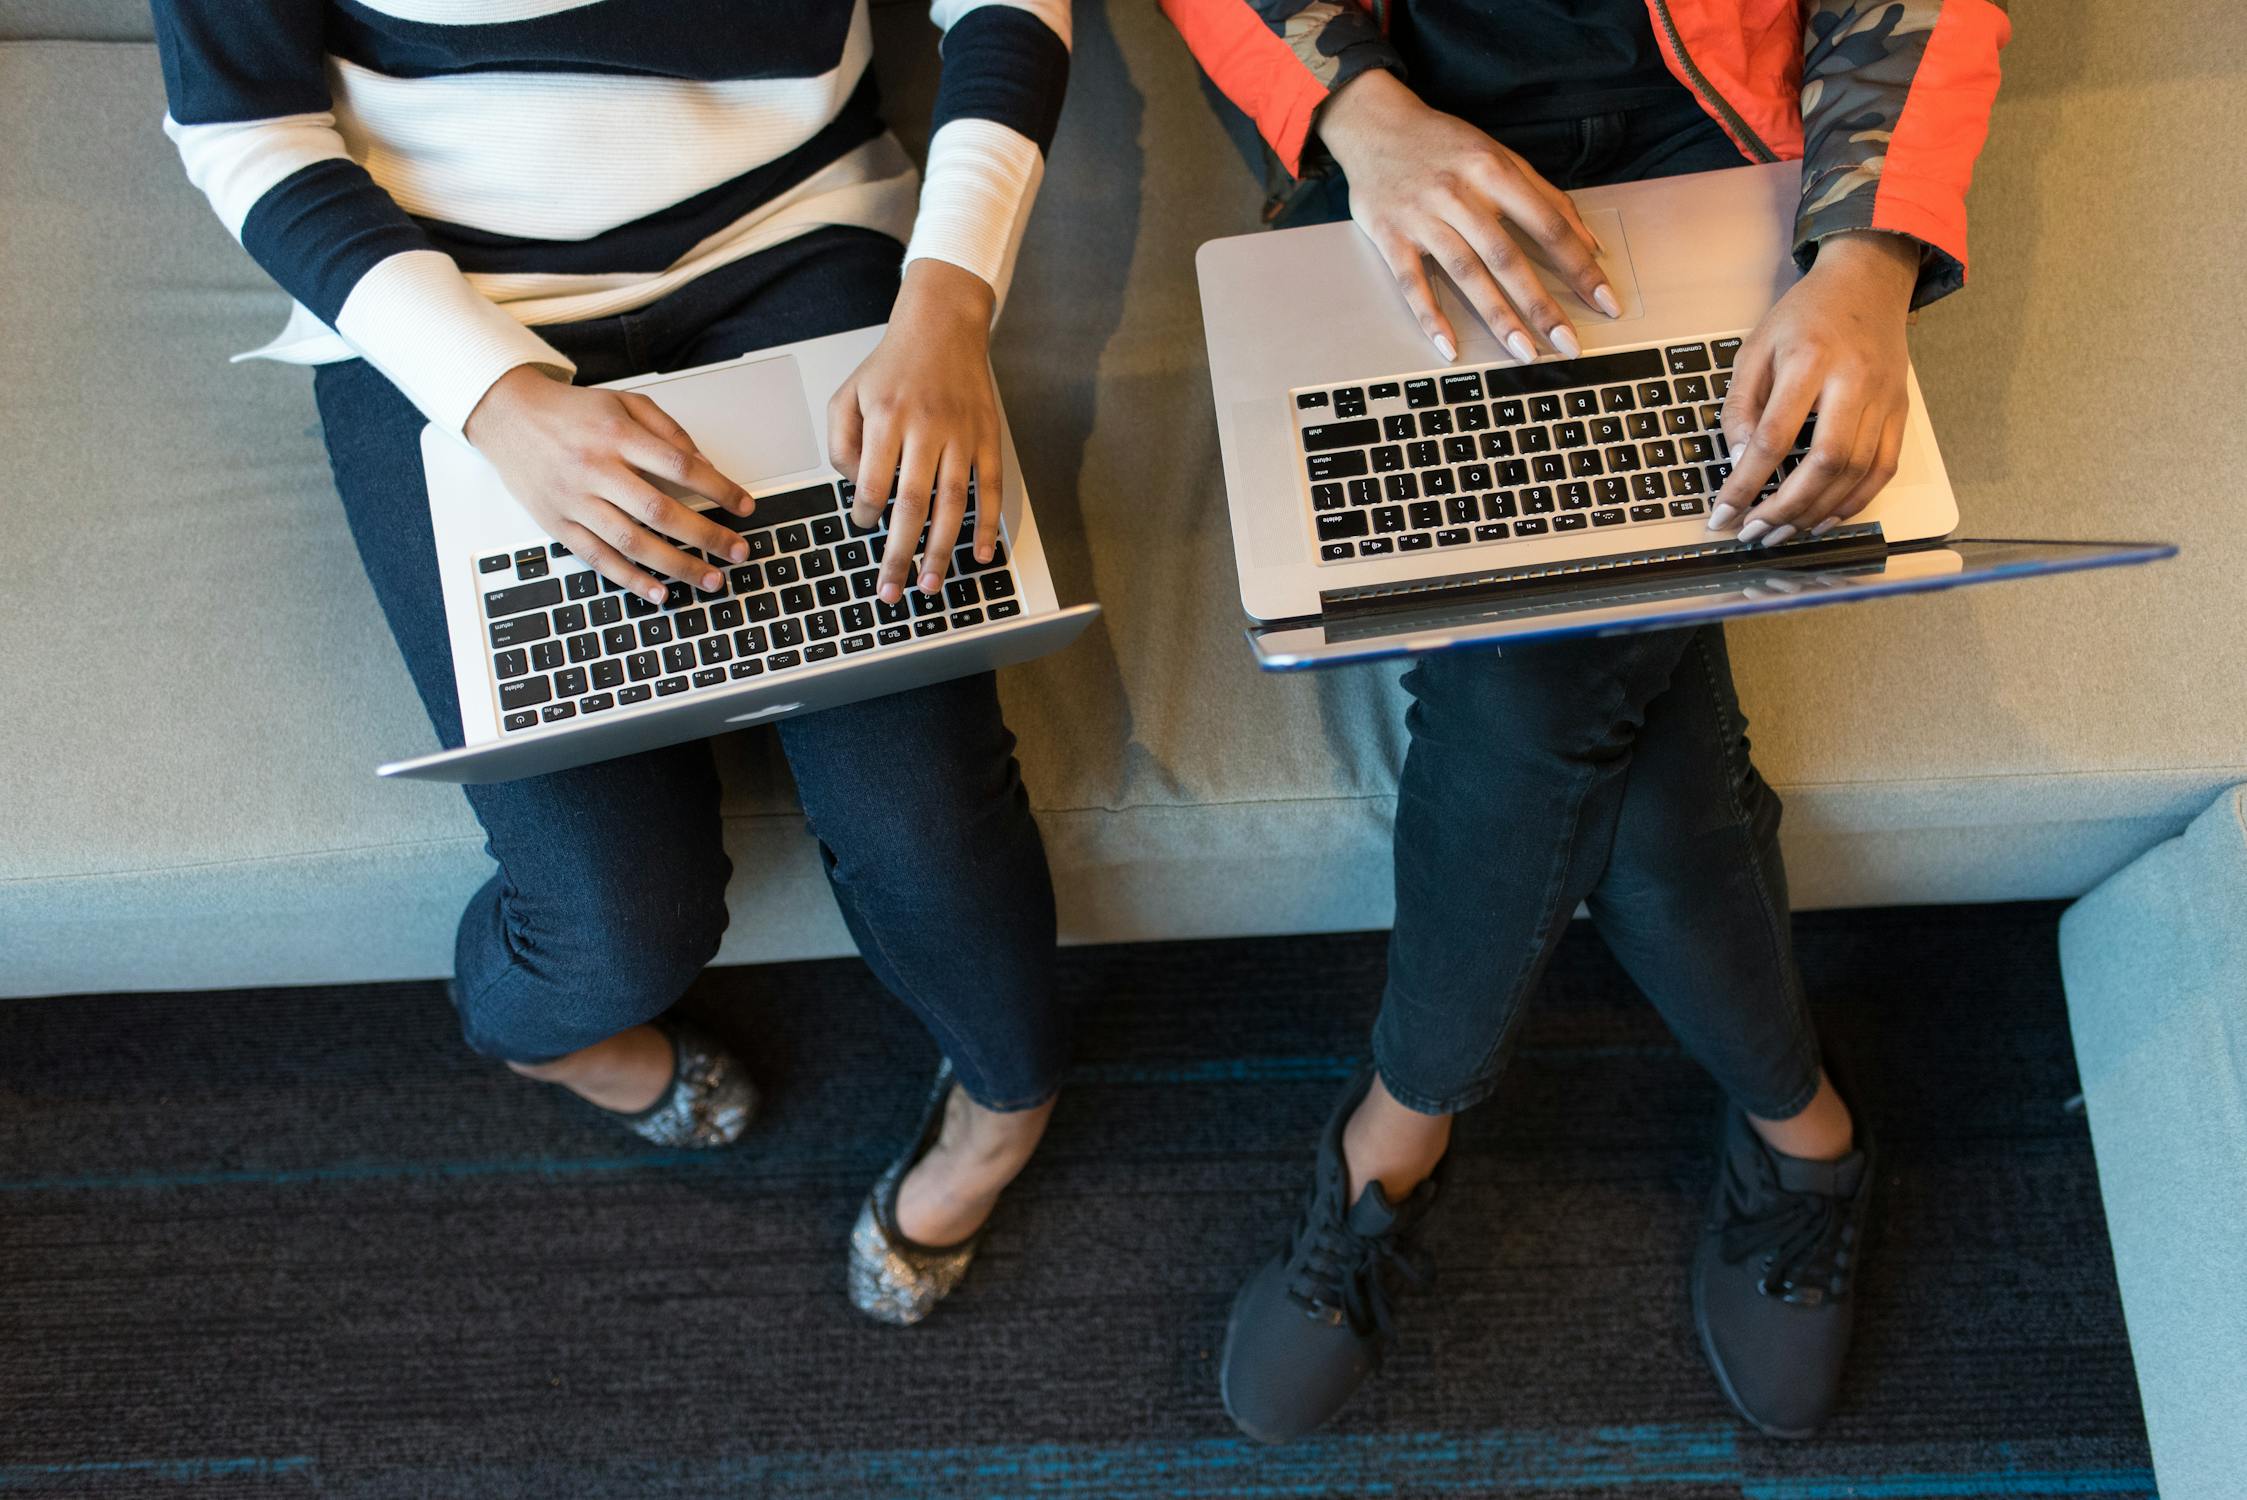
[5,1,2240,993]
[5,3,2244,1495]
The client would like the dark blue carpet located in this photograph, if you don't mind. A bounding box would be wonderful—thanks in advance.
[0,904,2152,1498]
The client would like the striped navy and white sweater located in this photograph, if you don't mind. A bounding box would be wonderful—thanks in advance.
[150,0,1072,436]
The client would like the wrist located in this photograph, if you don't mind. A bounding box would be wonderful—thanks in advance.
[464,363,557,444]
[1315,68,1415,169]
[1809,230,1921,302]
[896,256,997,335]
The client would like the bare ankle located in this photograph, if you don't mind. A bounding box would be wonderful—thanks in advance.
[1342,1074,1452,1202]
[1749,1070,1855,1162]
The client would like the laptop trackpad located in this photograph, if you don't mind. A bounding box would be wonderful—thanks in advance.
[1431,206,1645,346]
[632,354,823,489]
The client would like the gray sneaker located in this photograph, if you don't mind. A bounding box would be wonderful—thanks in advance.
[1219,1068,1439,1444]
[1691,1096,1875,1438]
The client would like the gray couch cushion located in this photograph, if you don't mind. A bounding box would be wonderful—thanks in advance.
[4,2,2245,995]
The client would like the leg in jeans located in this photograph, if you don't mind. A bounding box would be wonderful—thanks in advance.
[314,355,731,1083]
[658,230,1067,1239]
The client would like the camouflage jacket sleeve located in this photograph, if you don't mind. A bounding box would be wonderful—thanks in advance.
[1796,0,2012,309]
[1158,0,1402,176]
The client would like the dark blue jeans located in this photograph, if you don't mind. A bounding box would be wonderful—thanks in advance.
[312,228,1065,1110]
[1290,94,1824,1121]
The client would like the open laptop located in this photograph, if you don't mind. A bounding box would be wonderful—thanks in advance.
[1196,161,2171,667]
[378,325,1098,782]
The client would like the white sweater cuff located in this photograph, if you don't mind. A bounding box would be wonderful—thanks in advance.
[332,250,578,437]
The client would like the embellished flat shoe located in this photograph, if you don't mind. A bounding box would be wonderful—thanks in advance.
[847,1060,983,1326]
[599,1017,758,1148]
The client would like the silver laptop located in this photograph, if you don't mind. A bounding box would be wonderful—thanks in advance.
[1197,161,2171,667]
[379,324,1098,782]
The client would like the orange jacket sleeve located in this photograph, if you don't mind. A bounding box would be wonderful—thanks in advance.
[1157,0,1401,175]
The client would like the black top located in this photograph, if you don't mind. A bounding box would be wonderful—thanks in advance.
[1386,0,1691,131]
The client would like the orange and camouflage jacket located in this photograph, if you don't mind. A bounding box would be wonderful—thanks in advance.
[1159,0,2012,309]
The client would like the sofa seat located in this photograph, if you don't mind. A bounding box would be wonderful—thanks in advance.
[4,4,2245,995]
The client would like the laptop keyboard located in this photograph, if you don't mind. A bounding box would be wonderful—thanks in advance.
[474,479,1019,734]
[1293,336,1813,564]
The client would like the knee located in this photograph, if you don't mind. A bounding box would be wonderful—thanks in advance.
[512,858,732,1013]
[1405,642,1650,767]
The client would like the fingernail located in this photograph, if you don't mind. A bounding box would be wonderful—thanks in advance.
[1593,285,1622,318]
[645,586,667,604]
[977,546,994,563]
[1433,333,1456,363]
[1506,331,1536,362]
[1760,523,1797,548]
[879,582,899,603]
[1811,517,1838,536]
[920,572,941,593]
[1549,325,1582,358]
[1707,503,1738,531]
[1737,519,1771,544]
[702,571,721,590]
[729,542,748,563]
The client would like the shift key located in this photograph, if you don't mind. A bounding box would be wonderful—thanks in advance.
[1300,418,1379,453]
[483,579,561,617]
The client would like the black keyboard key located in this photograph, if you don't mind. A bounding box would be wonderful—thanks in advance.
[1474,522,1510,542]
[876,597,910,625]
[493,649,529,679]
[1595,477,1630,506]
[1630,502,1667,522]
[1664,342,1713,374]
[988,599,1024,620]
[730,660,766,680]
[1600,385,1636,412]
[913,617,949,638]
[698,635,732,665]
[1398,532,1434,551]
[1321,542,1355,561]
[946,576,981,608]
[693,667,727,688]
[1457,463,1492,492]
[1529,395,1562,423]
[579,692,616,715]
[1406,440,1438,468]
[781,584,814,615]
[1642,440,1679,468]
[489,612,553,655]
[1497,459,1529,486]
[1712,370,1732,399]
[1556,421,1588,449]
[1682,435,1716,463]
[1422,469,1455,497]
[878,624,913,645]
[479,553,511,575]
[592,659,624,690]
[625,593,658,618]
[1492,398,1526,425]
[811,515,845,546]
[1676,375,1711,403]
[1559,482,1592,510]
[1418,407,1455,439]
[638,617,673,647]
[552,666,588,698]
[1306,450,1369,482]
[765,650,803,671]
[745,591,781,622]
[807,610,841,641]
[589,594,622,626]
[841,602,875,633]
[1445,494,1479,526]
[503,709,538,732]
[1441,436,1477,464]
[1383,472,1420,502]
[1440,371,1483,403]
[843,632,877,654]
[484,580,561,618]
[674,607,708,638]
[1456,403,1489,432]
[1407,500,1443,529]
[1404,378,1439,408]
[1358,536,1395,556]
[1517,427,1551,453]
[1371,445,1405,474]
[565,631,599,664]
[658,643,692,675]
[1663,407,1698,436]
[662,581,692,609]
[805,642,840,662]
[513,544,547,569]
[1637,380,1673,407]
[626,650,659,682]
[1607,444,1641,472]
[655,675,689,696]
[1568,450,1603,478]
[1483,492,1518,520]
[531,640,565,673]
[1436,527,1471,547]
[541,702,574,722]
[1669,497,1706,517]
[564,569,600,600]
[1295,389,1328,410]
[499,676,551,711]
[601,624,635,655]
[619,683,654,703]
[1372,505,1408,535]
[709,599,744,630]
[1479,430,1515,459]
[1382,413,1416,442]
[816,576,849,607]
[1592,416,1626,446]
[764,557,800,587]
[1554,513,1588,531]
[771,618,805,648]
[1312,482,1345,512]
[1514,516,1550,536]
[908,587,946,617]
[552,603,585,635]
[1565,390,1599,417]
[1334,387,1365,417]
[1302,418,1379,453]
[1521,487,1556,515]
[1368,381,1401,400]
[1592,507,1626,527]
[733,626,769,656]
[1632,472,1668,501]
[1669,468,1705,496]
[837,540,870,570]
[1532,455,1566,482]
[1627,412,1661,439]
[950,608,986,629]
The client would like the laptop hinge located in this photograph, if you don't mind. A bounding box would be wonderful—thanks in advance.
[1317,522,1891,620]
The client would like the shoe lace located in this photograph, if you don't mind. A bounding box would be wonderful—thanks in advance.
[1718,1150,1857,1305]
[1284,1195,1431,1338]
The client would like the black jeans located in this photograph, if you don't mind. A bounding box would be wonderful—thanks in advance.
[312,228,1067,1109]
[1288,93,1824,1120]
